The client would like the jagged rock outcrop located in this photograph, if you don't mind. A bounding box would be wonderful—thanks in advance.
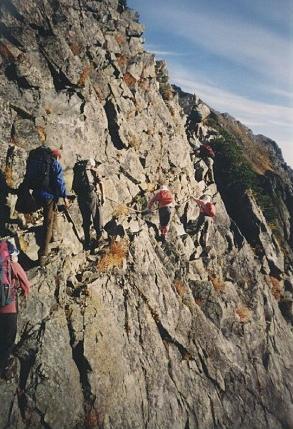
[0,1,293,429]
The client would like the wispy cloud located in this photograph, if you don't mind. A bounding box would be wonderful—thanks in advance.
[152,50,187,57]
[170,65,293,166]
[130,0,293,165]
[241,0,293,28]
[145,44,187,57]
[147,4,293,85]
[266,87,293,101]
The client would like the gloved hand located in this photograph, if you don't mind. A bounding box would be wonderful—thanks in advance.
[142,208,151,215]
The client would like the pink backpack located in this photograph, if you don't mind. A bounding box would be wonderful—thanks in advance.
[0,240,13,307]
[159,190,173,206]
[200,144,215,158]
[204,202,216,218]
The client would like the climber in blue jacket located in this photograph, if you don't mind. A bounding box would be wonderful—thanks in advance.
[32,148,69,266]
[33,149,67,202]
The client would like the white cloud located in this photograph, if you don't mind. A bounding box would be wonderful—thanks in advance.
[266,87,293,102]
[145,44,188,57]
[147,4,293,86]
[131,0,293,166]
[151,50,187,57]
[170,65,293,166]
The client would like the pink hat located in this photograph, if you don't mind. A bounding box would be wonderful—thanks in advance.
[52,148,62,159]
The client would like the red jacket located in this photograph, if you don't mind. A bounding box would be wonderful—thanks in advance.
[193,198,216,218]
[148,188,174,209]
[199,144,215,158]
[0,262,31,314]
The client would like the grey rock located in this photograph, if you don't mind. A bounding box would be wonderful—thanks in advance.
[0,1,292,428]
[126,22,144,37]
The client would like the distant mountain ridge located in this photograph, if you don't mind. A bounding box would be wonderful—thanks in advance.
[173,84,293,178]
[175,81,293,269]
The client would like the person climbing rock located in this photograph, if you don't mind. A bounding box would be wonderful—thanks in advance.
[188,195,216,258]
[198,143,215,160]
[186,105,202,141]
[72,158,105,250]
[0,240,30,381]
[0,171,12,237]
[24,146,69,266]
[191,196,216,219]
[148,184,174,242]
[194,143,215,184]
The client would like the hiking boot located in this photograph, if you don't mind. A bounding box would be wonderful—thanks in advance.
[51,219,59,242]
[2,356,17,382]
[83,240,92,251]
[49,240,61,250]
[39,255,48,267]
[50,233,59,243]
[95,233,102,244]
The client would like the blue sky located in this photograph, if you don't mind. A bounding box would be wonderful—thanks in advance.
[127,0,293,167]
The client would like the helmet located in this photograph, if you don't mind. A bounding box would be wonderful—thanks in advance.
[201,194,211,202]
[159,180,169,189]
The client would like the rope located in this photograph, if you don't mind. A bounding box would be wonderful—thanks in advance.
[103,196,145,214]
[103,194,193,216]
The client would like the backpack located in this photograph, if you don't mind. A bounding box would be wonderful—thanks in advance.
[15,181,42,214]
[25,146,54,191]
[0,240,13,307]
[159,189,173,206]
[72,160,94,194]
[204,202,216,218]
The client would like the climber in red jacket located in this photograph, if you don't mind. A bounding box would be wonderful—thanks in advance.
[191,196,216,219]
[187,196,216,258]
[198,143,215,160]
[0,240,31,381]
[148,185,174,242]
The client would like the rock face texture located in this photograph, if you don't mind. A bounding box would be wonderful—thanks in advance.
[0,1,293,428]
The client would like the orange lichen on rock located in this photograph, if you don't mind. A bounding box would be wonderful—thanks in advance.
[97,239,128,272]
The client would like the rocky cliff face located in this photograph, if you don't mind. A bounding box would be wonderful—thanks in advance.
[0,1,293,429]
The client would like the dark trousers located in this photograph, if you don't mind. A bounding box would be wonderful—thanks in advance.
[194,213,211,248]
[158,207,171,236]
[40,199,57,257]
[78,192,103,242]
[0,313,17,373]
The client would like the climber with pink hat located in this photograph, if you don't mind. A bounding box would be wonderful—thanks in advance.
[51,148,62,159]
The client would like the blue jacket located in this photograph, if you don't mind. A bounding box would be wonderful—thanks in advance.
[33,159,67,202]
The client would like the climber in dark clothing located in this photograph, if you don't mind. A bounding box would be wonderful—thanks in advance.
[186,106,202,140]
[30,148,69,266]
[72,159,105,250]
[0,171,10,236]
[194,143,215,184]
[198,143,215,160]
